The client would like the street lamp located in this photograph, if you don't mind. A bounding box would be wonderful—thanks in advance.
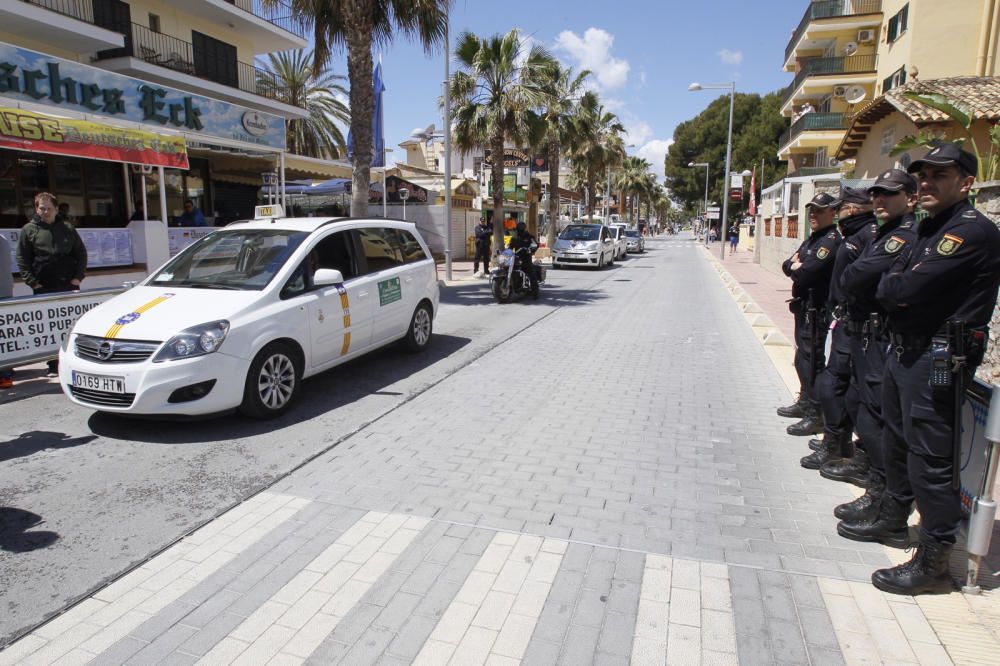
[381,147,394,218]
[442,3,453,281]
[399,187,410,220]
[688,161,710,247]
[689,81,736,259]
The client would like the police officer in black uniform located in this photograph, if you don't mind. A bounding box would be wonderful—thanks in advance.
[509,221,539,298]
[844,145,1000,595]
[474,218,493,276]
[833,169,919,527]
[802,188,877,469]
[779,193,842,435]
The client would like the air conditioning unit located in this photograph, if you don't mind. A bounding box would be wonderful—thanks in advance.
[857,29,875,43]
[833,85,849,98]
[828,157,841,167]
[842,41,859,56]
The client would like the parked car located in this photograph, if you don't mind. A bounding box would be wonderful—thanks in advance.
[624,228,645,253]
[60,208,439,419]
[608,225,627,260]
[551,223,616,269]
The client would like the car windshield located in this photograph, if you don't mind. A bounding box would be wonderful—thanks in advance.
[625,230,640,237]
[559,225,601,241]
[149,229,308,290]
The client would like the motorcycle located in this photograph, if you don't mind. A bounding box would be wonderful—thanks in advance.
[490,246,546,303]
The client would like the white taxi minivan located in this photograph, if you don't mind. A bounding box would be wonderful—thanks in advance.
[59,207,439,419]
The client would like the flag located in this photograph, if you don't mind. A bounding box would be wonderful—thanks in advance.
[748,166,757,216]
[347,62,386,167]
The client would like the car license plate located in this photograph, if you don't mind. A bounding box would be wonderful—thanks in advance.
[72,371,126,394]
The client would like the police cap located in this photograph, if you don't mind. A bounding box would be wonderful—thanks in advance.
[838,187,871,205]
[805,193,840,209]
[868,168,918,194]
[906,144,978,177]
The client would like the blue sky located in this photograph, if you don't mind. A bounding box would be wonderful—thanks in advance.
[331,0,807,178]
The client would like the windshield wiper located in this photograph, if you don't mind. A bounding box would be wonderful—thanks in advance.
[182,282,242,290]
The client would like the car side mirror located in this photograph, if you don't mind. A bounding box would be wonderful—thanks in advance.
[313,268,345,286]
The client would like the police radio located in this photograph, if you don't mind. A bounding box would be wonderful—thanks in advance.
[930,341,953,387]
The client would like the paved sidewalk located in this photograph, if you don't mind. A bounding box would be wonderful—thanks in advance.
[3,236,999,665]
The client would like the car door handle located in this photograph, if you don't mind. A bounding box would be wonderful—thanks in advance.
[358,291,369,298]
[404,276,412,283]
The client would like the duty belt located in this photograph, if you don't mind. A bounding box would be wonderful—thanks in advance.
[889,331,933,352]
[844,319,866,335]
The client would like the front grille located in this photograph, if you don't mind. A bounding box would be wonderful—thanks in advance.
[75,335,160,363]
[70,386,136,408]
[559,256,590,263]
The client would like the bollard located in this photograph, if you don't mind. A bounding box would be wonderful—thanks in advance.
[963,388,1000,593]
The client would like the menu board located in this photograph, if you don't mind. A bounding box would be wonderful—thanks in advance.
[168,228,214,257]
[0,228,133,270]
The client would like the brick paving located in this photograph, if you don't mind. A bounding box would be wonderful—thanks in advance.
[2,234,998,665]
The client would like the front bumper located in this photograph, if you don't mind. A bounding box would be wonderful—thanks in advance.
[59,342,249,416]
[553,249,600,266]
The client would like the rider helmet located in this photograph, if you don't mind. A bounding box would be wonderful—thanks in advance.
[515,221,526,232]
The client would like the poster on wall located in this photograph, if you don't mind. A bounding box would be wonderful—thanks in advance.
[0,228,132,271]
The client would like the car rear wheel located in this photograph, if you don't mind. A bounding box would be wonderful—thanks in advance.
[404,302,434,351]
[239,342,300,419]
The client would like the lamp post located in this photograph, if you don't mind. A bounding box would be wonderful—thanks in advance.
[399,187,410,220]
[689,82,735,259]
[442,3,453,281]
[382,147,394,218]
[688,161,710,246]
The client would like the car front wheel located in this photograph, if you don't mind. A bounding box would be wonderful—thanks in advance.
[403,302,434,351]
[239,341,301,419]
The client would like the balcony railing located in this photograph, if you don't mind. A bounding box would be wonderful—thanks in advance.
[95,23,290,106]
[782,54,877,106]
[786,0,883,62]
[20,0,93,23]
[778,112,851,149]
[225,0,306,39]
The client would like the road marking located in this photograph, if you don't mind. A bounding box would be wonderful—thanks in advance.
[1,492,308,666]
[198,511,427,665]
[631,555,737,665]
[413,533,565,665]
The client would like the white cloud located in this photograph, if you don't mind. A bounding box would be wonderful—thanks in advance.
[638,139,674,180]
[554,28,630,90]
[717,49,743,65]
[624,119,653,147]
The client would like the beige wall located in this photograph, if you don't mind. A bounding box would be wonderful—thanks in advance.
[0,31,81,61]
[126,0,256,65]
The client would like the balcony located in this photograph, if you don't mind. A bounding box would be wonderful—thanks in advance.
[782,54,877,108]
[170,0,307,53]
[2,0,125,51]
[786,0,883,64]
[778,112,851,153]
[93,23,306,118]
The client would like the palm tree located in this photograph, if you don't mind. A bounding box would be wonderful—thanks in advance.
[260,50,350,159]
[451,28,555,248]
[536,65,590,247]
[266,0,448,214]
[616,156,652,223]
[567,95,625,222]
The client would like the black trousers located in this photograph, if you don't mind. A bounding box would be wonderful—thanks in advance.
[815,322,856,451]
[882,348,968,544]
[793,310,828,404]
[850,331,888,482]
[34,283,75,371]
[474,245,491,273]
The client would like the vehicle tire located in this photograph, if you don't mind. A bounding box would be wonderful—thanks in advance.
[492,278,512,303]
[597,255,605,270]
[403,301,433,352]
[239,341,301,419]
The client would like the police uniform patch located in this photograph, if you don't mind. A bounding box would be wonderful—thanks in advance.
[936,233,964,256]
[884,236,905,253]
[817,247,830,260]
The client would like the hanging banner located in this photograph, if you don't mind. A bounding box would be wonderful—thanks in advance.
[0,107,188,168]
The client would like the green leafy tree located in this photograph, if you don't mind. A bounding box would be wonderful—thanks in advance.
[267,0,448,214]
[451,29,555,248]
[567,95,626,222]
[260,50,350,159]
[615,156,652,223]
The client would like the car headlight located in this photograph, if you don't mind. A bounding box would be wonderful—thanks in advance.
[153,320,230,362]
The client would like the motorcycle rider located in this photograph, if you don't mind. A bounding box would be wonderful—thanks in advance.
[509,221,539,298]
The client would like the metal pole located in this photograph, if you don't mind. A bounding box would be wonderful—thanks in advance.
[720,83,735,260]
[443,5,453,280]
[382,165,387,218]
[703,164,710,247]
[141,174,148,222]
[403,197,406,221]
[279,152,286,212]
[157,165,168,225]
[605,166,610,219]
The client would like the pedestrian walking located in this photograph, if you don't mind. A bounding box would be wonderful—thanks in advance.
[17,192,88,377]
[850,145,1000,595]
[777,193,841,436]
[728,223,739,252]
[803,187,877,472]
[0,232,13,389]
[473,218,492,277]
[833,169,919,531]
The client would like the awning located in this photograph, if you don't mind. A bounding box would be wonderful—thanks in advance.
[0,106,188,168]
[283,154,353,180]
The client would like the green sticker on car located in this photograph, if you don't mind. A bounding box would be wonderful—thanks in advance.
[378,277,402,306]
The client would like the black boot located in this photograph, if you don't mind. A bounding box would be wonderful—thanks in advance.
[777,395,806,418]
[871,537,955,595]
[808,437,824,452]
[800,436,842,470]
[786,403,824,436]
[835,473,885,522]
[837,494,911,548]
[820,447,870,487]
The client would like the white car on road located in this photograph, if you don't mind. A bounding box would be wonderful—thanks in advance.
[551,224,616,269]
[609,224,628,260]
[60,209,439,418]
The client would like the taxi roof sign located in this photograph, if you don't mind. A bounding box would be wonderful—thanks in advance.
[254,204,284,219]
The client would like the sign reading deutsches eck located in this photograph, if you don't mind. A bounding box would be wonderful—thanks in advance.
[483,148,532,169]
[0,41,285,150]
